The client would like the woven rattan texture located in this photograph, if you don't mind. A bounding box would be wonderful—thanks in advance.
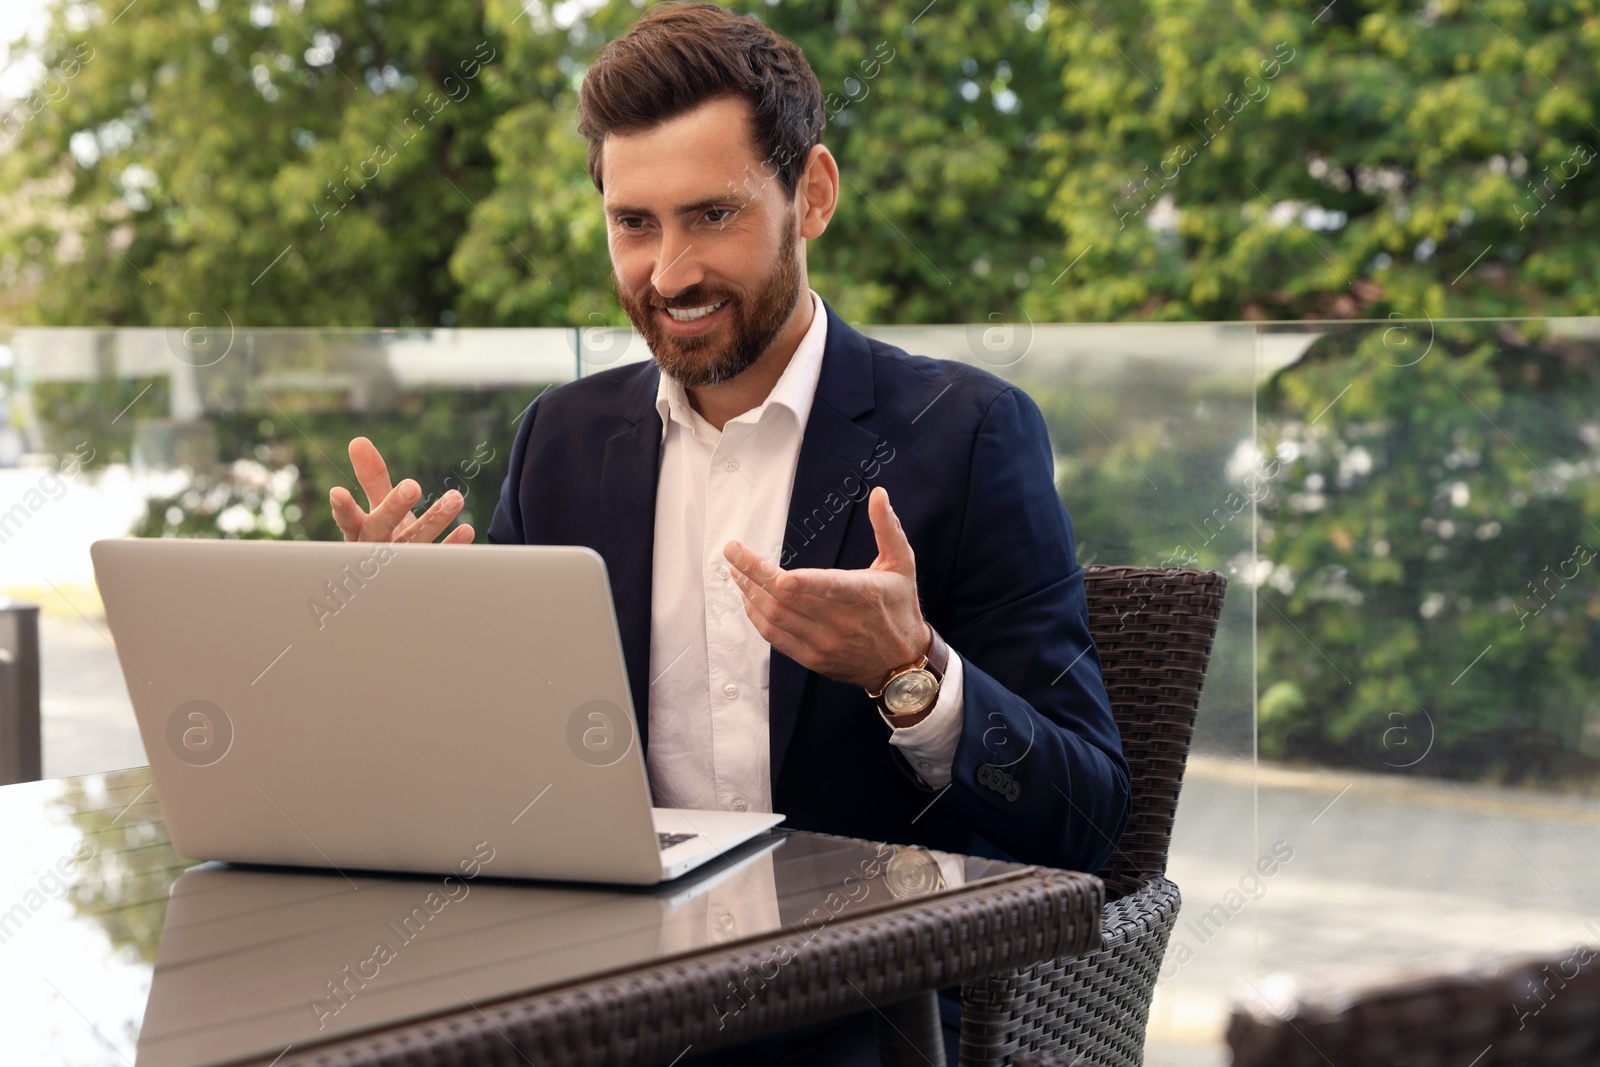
[1010,1053,1108,1067]
[959,567,1227,1067]
[275,864,1102,1067]
[1227,947,1600,1067]
[963,876,1180,1067]
[1082,567,1228,900]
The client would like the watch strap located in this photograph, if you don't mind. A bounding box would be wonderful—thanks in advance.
[924,625,949,677]
[871,624,948,724]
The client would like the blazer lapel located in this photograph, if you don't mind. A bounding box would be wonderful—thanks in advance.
[601,364,664,754]
[767,304,881,787]
[601,304,881,787]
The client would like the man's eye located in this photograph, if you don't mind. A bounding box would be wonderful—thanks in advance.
[705,208,733,224]
[616,217,645,231]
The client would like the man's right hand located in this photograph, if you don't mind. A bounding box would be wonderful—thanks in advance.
[329,436,475,545]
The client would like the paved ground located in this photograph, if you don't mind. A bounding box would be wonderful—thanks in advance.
[1147,757,1600,1064]
[35,612,149,780]
[18,614,1600,1064]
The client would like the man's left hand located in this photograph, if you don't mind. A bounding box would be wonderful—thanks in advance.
[724,486,930,692]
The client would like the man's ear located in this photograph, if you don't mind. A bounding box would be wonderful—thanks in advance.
[795,144,839,239]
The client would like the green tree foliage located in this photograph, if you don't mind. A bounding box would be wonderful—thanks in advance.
[1035,0,1600,321]
[54,768,185,966]
[1,0,512,326]
[1,0,1075,329]
[4,1,1598,325]
[1257,323,1600,782]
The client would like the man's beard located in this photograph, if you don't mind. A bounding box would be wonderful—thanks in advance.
[616,225,802,390]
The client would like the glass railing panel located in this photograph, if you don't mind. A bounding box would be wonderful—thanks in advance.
[1144,318,1600,1065]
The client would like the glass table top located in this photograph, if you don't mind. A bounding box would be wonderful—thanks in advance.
[0,766,1030,1066]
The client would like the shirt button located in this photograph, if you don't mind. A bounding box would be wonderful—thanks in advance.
[716,565,729,579]
[723,683,739,699]
[724,458,739,472]
[731,796,750,812]
[919,761,933,772]
[720,912,736,929]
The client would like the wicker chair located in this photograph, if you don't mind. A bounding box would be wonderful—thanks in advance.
[951,565,1228,1067]
[1017,945,1600,1067]
[1225,947,1600,1066]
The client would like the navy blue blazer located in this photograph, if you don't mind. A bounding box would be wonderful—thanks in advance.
[487,301,1130,873]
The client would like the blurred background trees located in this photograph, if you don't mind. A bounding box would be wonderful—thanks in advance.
[0,0,1075,327]
[6,0,1595,329]
[1256,323,1600,783]
[1042,0,1600,322]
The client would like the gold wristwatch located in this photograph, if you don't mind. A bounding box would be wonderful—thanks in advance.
[867,624,949,724]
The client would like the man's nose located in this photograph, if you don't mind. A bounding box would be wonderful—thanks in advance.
[651,235,703,298]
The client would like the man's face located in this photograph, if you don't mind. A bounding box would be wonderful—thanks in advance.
[601,95,804,389]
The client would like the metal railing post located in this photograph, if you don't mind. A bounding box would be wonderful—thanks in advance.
[0,601,42,784]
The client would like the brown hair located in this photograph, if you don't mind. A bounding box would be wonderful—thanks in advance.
[576,2,824,198]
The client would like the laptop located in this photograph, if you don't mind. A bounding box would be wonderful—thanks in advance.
[89,537,784,885]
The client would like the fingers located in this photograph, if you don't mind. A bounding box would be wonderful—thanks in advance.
[732,562,823,631]
[348,437,396,513]
[758,566,839,600]
[396,489,467,545]
[333,471,475,546]
[359,479,422,542]
[329,485,364,542]
[339,439,474,546]
[723,541,783,585]
[736,584,803,654]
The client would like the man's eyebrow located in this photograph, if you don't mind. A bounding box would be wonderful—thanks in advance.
[606,195,744,218]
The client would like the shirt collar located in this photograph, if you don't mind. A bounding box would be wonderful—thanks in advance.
[655,289,828,441]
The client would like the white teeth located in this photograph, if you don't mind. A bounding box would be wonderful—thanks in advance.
[666,301,726,322]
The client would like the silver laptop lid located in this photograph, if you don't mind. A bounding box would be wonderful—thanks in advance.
[91,538,664,884]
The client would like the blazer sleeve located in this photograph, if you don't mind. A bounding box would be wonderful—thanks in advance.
[934,385,1131,873]
[486,393,543,546]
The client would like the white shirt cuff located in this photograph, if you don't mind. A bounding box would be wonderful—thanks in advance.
[883,648,964,790]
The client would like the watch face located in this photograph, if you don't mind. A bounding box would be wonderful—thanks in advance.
[884,848,946,899]
[884,668,937,715]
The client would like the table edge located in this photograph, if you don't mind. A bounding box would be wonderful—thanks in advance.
[264,865,1104,1067]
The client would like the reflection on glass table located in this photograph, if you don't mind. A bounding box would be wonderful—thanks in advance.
[2,766,1059,1067]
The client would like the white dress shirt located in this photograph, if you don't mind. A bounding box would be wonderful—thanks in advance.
[646,289,965,814]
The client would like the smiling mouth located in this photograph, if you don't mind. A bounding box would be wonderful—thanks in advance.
[662,301,727,322]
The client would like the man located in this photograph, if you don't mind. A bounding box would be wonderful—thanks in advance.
[331,4,1128,1063]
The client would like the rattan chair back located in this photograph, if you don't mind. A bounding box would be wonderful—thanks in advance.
[954,567,1229,1067]
[1082,566,1228,899]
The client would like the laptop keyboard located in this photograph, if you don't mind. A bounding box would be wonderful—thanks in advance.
[657,832,698,851]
